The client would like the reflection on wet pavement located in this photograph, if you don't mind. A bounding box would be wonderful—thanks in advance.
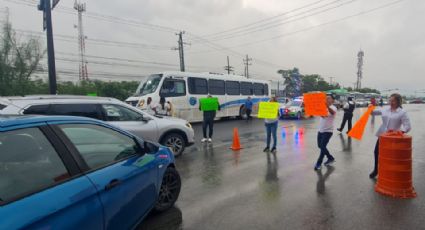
[139,105,425,230]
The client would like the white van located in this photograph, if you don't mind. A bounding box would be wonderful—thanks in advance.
[126,72,271,122]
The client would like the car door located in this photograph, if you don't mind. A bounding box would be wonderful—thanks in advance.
[100,103,159,142]
[0,126,103,230]
[56,123,160,229]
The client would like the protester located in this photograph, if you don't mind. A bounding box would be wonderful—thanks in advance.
[146,97,156,115]
[379,98,384,107]
[314,95,337,171]
[337,97,355,133]
[244,97,253,120]
[371,97,377,106]
[263,96,279,153]
[369,93,411,178]
[199,95,220,143]
[156,97,171,116]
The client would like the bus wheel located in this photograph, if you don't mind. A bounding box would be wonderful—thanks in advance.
[239,106,246,120]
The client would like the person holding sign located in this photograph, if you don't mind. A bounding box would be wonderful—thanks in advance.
[199,95,221,143]
[369,93,411,178]
[314,95,337,171]
[262,97,279,153]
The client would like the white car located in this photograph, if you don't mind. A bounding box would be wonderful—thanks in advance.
[0,95,194,156]
[279,99,306,120]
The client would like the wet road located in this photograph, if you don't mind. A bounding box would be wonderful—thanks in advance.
[139,104,425,230]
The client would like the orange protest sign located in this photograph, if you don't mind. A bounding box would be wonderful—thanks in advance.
[348,106,376,140]
[303,92,328,116]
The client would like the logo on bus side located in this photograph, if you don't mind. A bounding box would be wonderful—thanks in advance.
[189,97,197,106]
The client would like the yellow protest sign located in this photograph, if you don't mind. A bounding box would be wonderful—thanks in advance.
[348,106,375,140]
[303,92,328,116]
[258,102,279,119]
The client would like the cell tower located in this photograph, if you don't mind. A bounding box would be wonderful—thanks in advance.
[356,50,364,90]
[74,1,88,81]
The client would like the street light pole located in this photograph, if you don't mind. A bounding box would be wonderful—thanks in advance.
[39,0,57,94]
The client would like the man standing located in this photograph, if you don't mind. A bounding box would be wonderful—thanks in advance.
[337,97,355,133]
[199,95,220,143]
[314,95,337,170]
[244,97,253,120]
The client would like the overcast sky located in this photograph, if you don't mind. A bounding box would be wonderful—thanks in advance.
[1,0,424,95]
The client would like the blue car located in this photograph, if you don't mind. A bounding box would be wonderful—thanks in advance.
[0,115,181,230]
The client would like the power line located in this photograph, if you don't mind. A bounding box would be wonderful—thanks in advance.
[192,0,355,42]
[195,0,359,42]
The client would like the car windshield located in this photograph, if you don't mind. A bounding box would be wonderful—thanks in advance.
[135,74,162,96]
[287,101,302,107]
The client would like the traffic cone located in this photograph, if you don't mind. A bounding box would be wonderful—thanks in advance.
[230,128,243,150]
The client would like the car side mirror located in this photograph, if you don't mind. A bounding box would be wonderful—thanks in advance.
[141,116,153,122]
[144,141,159,154]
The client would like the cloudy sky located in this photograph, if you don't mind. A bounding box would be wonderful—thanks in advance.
[1,0,424,95]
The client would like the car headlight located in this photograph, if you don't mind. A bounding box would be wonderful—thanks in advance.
[137,99,145,108]
[186,122,192,128]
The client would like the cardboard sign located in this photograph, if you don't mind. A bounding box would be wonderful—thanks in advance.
[258,102,279,119]
[200,97,219,111]
[348,106,376,140]
[303,92,328,116]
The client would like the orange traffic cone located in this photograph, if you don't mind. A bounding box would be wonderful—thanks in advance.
[230,128,243,150]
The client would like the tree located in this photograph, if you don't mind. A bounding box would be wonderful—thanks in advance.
[0,22,45,96]
[277,68,302,97]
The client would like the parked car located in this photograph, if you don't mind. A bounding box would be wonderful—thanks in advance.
[355,99,369,107]
[0,115,181,229]
[0,95,194,157]
[279,99,306,120]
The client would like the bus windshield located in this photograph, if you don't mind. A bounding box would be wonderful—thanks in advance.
[136,74,162,96]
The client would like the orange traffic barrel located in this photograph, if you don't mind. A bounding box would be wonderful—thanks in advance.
[375,131,416,198]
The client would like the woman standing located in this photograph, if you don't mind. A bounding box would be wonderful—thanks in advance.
[156,97,171,116]
[145,97,157,115]
[369,93,411,178]
[263,97,279,153]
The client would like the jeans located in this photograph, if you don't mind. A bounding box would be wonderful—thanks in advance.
[265,121,278,149]
[339,113,353,131]
[246,109,252,120]
[372,139,380,174]
[316,132,334,165]
[202,117,214,138]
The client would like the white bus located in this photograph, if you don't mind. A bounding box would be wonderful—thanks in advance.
[126,72,271,122]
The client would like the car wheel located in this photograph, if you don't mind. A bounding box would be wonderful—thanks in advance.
[239,106,246,120]
[161,133,185,157]
[297,112,302,120]
[154,167,181,213]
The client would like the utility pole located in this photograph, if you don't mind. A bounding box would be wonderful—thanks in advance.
[74,1,88,81]
[224,56,234,74]
[173,31,188,72]
[243,54,252,78]
[38,0,59,94]
[356,50,364,90]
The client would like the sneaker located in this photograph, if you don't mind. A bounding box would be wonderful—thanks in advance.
[208,138,212,142]
[263,147,270,152]
[201,138,207,143]
[271,147,276,153]
[324,159,335,166]
[314,164,322,171]
[369,171,377,179]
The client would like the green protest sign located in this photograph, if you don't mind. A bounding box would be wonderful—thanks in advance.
[200,97,219,111]
[87,93,97,97]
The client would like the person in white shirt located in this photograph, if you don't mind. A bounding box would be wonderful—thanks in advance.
[145,97,157,115]
[156,97,171,116]
[314,95,337,171]
[369,93,411,178]
[337,97,355,133]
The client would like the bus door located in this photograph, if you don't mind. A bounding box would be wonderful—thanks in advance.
[159,77,188,118]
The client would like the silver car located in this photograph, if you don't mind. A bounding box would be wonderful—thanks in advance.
[0,95,194,156]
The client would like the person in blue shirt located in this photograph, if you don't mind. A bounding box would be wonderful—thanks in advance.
[244,97,253,120]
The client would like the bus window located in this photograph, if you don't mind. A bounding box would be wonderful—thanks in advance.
[160,79,186,97]
[240,82,253,95]
[188,77,208,95]
[226,81,240,95]
[253,83,264,95]
[208,79,225,95]
[264,83,269,95]
[137,74,162,96]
